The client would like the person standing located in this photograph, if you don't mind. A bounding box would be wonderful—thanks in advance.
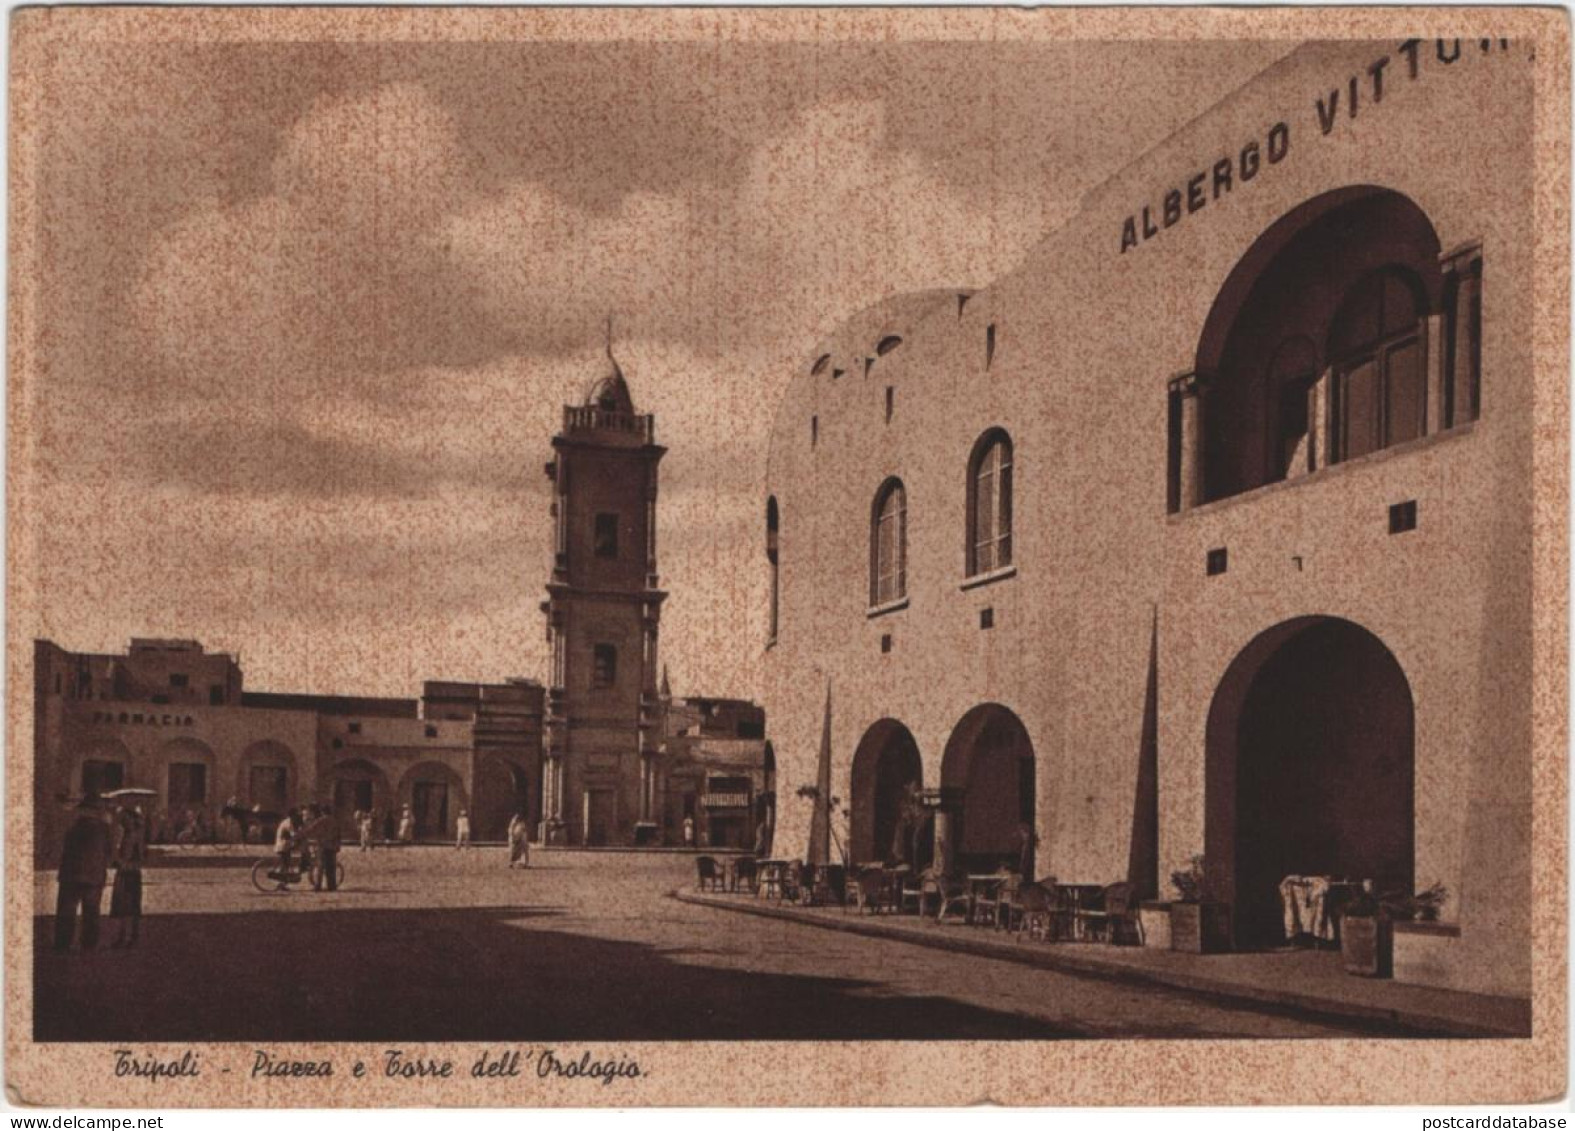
[110,807,146,948]
[273,808,297,875]
[315,805,341,892]
[455,809,472,850]
[397,805,414,845]
[682,815,695,848]
[358,809,374,852]
[507,813,530,869]
[55,796,111,953]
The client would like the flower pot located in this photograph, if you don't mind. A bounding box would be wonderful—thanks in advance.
[1170,901,1231,954]
[1138,901,1172,949]
[1340,914,1393,977]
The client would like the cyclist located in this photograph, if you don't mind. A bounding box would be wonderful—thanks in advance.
[273,808,298,878]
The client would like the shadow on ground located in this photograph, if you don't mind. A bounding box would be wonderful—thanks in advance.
[34,908,1080,1042]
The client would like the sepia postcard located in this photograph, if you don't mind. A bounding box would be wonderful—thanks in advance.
[5,6,1570,1109]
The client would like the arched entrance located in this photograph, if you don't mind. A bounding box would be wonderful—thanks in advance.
[1205,617,1415,949]
[473,756,531,841]
[237,741,297,814]
[941,705,1035,876]
[849,720,925,866]
[397,762,469,842]
[327,759,393,830]
[74,738,132,800]
[1190,187,1447,504]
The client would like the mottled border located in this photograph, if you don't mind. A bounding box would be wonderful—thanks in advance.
[6,6,1567,1108]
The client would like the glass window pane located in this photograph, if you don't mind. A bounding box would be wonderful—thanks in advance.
[1384,338,1423,446]
[1341,359,1380,460]
[998,461,1013,567]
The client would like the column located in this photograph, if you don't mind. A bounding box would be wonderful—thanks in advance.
[931,809,955,876]
[1424,313,1447,435]
[1310,367,1333,471]
[1441,241,1483,428]
[1169,372,1206,511]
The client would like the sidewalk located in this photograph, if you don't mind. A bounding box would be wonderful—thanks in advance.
[674,887,1531,1038]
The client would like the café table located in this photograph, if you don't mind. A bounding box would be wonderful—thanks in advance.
[755,859,794,901]
[964,874,1010,926]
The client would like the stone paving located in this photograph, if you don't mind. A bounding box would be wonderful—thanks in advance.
[35,846,1436,1041]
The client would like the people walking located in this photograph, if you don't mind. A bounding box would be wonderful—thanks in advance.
[110,806,146,948]
[455,809,471,850]
[507,813,530,869]
[55,795,111,953]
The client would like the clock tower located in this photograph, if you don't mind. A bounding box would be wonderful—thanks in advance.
[540,330,667,845]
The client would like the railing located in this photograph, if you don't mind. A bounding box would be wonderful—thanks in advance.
[563,406,654,441]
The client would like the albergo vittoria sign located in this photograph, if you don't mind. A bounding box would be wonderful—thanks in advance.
[1118,38,1516,255]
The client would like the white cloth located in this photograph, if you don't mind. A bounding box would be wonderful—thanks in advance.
[1279,874,1337,940]
[273,817,294,854]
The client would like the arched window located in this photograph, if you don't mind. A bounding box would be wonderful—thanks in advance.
[766,496,780,641]
[967,430,1013,576]
[1329,267,1426,462]
[870,479,907,607]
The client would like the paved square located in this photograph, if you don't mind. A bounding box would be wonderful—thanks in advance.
[35,847,1415,1041]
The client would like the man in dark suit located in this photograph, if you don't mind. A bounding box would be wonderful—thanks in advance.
[56,796,112,952]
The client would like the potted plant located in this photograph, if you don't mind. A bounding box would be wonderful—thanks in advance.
[1168,855,1231,954]
[1338,882,1392,977]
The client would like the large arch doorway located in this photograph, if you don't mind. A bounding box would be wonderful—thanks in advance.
[941,705,1035,876]
[327,759,394,831]
[849,721,926,866]
[473,756,532,841]
[398,762,469,841]
[237,741,298,815]
[1190,187,1448,504]
[1205,617,1415,949]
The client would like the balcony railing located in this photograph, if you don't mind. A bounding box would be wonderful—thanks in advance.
[563,406,654,442]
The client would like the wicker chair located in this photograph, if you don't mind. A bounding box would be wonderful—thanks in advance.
[852,865,892,914]
[933,874,973,923]
[730,855,758,894]
[695,855,725,892]
[1015,882,1056,941]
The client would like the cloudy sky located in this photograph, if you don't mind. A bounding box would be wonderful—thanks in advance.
[21,28,1289,701]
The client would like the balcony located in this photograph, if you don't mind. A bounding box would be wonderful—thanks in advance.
[563,405,655,443]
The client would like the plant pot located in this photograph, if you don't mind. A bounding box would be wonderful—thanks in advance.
[1340,914,1393,977]
[1138,901,1172,949]
[1170,901,1231,954]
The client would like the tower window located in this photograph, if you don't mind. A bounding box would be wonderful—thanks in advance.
[348,721,362,735]
[811,416,818,447]
[967,429,1013,576]
[870,478,908,606]
[593,644,618,690]
[169,673,189,688]
[876,335,903,356]
[1389,500,1418,534]
[1206,547,1228,576]
[594,513,619,559]
[209,685,224,706]
[986,323,997,369]
[885,386,894,424]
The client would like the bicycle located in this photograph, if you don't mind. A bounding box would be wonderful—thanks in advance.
[250,846,346,893]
